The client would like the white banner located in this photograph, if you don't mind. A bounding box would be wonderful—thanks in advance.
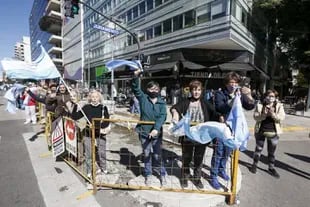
[51,117,65,157]
[64,119,77,157]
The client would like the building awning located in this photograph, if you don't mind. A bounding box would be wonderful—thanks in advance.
[209,62,254,71]
[146,61,177,71]
[182,60,206,70]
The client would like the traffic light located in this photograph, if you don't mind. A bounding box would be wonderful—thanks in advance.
[71,0,80,15]
[64,0,79,18]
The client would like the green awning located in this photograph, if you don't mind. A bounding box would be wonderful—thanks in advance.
[95,65,108,77]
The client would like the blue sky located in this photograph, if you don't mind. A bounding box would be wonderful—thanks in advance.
[0,1,33,61]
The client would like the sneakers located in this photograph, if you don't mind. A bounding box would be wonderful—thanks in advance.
[24,121,30,124]
[269,168,280,178]
[96,169,108,175]
[145,176,151,186]
[210,178,221,190]
[180,178,188,188]
[219,171,230,181]
[193,179,204,190]
[249,164,257,174]
[160,175,167,186]
[180,174,189,188]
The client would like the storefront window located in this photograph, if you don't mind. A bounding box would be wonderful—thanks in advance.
[184,10,196,27]
[127,10,132,21]
[173,14,183,31]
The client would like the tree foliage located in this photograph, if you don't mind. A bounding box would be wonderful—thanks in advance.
[253,0,310,80]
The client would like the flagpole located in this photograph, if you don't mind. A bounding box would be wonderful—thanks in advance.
[59,78,91,126]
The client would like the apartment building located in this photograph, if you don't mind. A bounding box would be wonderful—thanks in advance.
[29,0,63,73]
[14,36,31,63]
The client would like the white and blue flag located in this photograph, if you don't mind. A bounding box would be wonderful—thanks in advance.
[169,94,250,150]
[1,41,61,80]
[4,83,26,114]
[105,59,142,72]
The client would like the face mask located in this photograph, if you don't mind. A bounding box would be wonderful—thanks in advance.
[147,91,159,98]
[227,85,239,93]
[265,96,275,104]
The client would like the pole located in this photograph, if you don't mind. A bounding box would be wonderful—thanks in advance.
[78,0,141,60]
[88,28,91,88]
[111,24,115,101]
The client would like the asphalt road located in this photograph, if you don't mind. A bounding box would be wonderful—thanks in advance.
[0,105,45,207]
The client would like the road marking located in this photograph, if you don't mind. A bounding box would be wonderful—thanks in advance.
[249,126,307,132]
[76,190,94,200]
[0,136,1,144]
[39,152,52,158]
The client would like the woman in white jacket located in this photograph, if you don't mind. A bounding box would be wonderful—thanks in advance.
[250,89,285,178]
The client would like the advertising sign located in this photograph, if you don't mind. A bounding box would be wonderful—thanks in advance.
[64,119,77,157]
[51,117,65,157]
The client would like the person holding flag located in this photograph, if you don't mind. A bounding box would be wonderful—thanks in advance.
[210,72,255,189]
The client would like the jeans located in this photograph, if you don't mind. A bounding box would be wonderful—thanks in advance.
[253,133,279,169]
[210,138,232,179]
[181,139,207,180]
[139,133,166,177]
[84,135,107,174]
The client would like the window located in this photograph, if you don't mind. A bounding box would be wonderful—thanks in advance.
[127,10,132,21]
[163,19,172,34]
[146,28,153,40]
[127,35,132,46]
[235,3,242,21]
[184,10,196,27]
[211,0,227,19]
[146,0,153,11]
[197,4,211,24]
[133,6,138,19]
[139,1,145,15]
[155,0,162,7]
[173,14,183,31]
[154,24,162,37]
[139,32,145,42]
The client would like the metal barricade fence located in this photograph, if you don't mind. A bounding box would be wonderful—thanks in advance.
[44,114,240,205]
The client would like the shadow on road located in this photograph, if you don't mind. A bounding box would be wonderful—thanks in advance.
[240,150,310,180]
[285,152,310,164]
[29,130,45,142]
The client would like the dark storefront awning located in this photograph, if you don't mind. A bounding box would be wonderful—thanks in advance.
[147,61,177,71]
[210,62,255,71]
[182,60,206,70]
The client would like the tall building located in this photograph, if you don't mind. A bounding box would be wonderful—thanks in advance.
[76,0,268,94]
[29,0,63,74]
[14,36,31,63]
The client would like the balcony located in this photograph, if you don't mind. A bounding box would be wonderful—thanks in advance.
[46,0,60,14]
[48,10,62,19]
[48,46,63,54]
[48,35,62,44]
[51,57,63,64]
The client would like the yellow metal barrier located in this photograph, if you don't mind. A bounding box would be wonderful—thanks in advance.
[44,114,240,205]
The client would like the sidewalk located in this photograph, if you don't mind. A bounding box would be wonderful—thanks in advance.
[110,105,242,207]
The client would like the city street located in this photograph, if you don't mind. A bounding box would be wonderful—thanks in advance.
[0,95,309,207]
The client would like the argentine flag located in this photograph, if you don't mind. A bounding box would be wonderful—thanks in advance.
[105,59,142,72]
[1,41,61,80]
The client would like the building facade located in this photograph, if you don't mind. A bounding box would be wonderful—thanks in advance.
[29,0,63,73]
[78,0,268,96]
[14,36,31,63]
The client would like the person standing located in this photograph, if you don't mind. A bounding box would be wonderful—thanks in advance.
[250,89,285,178]
[22,83,37,124]
[170,80,221,189]
[132,69,167,186]
[70,90,110,177]
[210,72,255,189]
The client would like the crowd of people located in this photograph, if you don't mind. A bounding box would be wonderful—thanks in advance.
[10,69,286,190]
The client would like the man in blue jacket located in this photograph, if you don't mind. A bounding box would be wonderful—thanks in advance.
[132,69,167,186]
[210,72,255,189]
